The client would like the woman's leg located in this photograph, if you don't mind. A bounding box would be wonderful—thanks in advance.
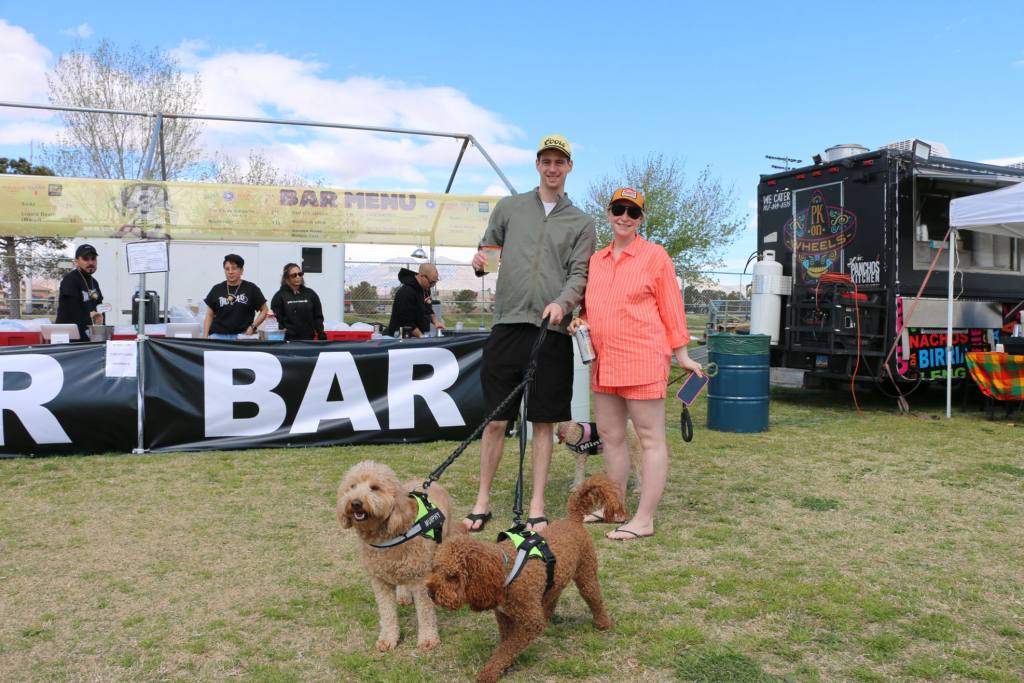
[607,397,667,539]
[593,391,629,517]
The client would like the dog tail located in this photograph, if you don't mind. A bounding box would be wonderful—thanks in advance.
[566,475,625,524]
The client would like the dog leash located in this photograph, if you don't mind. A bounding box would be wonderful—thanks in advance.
[421,318,550,492]
[496,320,556,591]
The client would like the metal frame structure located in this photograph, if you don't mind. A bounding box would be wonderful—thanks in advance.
[0,100,519,452]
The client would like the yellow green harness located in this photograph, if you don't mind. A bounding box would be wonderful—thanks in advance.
[369,491,445,549]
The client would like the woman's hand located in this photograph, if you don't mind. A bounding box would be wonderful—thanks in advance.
[567,317,585,334]
[674,346,703,377]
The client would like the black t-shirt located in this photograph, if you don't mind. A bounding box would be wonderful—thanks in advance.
[204,280,267,335]
[56,269,103,340]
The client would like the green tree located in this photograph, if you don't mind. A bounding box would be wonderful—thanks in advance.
[585,154,745,279]
[0,158,67,316]
[452,289,478,315]
[348,281,379,315]
[44,40,203,179]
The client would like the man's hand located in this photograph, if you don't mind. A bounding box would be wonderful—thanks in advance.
[542,303,564,326]
[471,250,487,271]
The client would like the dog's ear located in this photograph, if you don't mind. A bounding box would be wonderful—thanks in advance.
[385,485,416,537]
[336,502,352,528]
[461,543,504,611]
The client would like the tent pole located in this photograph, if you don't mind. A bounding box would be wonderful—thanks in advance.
[946,228,955,419]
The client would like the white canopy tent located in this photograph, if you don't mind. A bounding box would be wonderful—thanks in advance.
[946,181,1024,416]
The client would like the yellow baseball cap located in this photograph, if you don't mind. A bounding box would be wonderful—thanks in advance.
[537,134,572,159]
[608,187,645,211]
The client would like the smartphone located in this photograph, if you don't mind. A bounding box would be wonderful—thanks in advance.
[675,372,709,406]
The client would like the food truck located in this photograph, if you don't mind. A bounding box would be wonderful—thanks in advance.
[752,141,1024,386]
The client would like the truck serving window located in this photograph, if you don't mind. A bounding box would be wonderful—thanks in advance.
[913,180,1022,275]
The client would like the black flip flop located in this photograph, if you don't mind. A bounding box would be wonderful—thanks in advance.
[526,516,548,530]
[464,511,492,533]
[608,526,654,541]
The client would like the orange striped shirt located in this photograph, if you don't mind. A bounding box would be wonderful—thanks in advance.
[584,236,690,387]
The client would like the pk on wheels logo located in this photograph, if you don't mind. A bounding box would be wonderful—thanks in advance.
[783,190,858,281]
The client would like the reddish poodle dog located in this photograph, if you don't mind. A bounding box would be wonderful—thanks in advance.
[425,476,625,682]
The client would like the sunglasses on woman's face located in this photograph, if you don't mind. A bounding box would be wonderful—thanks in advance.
[289,271,304,278]
[609,204,643,219]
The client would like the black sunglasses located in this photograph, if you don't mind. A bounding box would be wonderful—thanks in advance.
[609,204,643,219]
[288,271,304,277]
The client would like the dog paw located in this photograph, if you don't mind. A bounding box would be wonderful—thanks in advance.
[417,636,440,651]
[594,615,614,630]
[376,636,398,652]
[476,670,500,683]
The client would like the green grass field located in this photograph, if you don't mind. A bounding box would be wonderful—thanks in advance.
[1,387,1022,682]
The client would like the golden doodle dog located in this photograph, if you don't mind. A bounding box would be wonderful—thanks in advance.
[555,418,642,498]
[426,476,625,683]
[336,460,460,652]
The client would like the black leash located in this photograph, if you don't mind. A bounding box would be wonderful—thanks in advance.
[510,319,548,526]
[421,318,550,491]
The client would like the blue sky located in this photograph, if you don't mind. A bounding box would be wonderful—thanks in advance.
[2,1,1023,269]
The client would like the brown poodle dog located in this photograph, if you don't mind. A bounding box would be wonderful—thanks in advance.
[336,460,460,652]
[425,476,625,683]
[555,418,642,495]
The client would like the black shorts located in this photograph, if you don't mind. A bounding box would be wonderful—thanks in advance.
[480,323,573,423]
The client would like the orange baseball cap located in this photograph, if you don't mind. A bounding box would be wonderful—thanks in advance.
[608,187,644,211]
[537,134,572,159]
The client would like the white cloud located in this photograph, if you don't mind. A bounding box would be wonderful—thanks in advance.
[0,20,52,105]
[181,45,534,192]
[0,28,535,193]
[59,23,92,39]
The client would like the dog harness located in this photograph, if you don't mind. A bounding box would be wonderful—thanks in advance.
[496,527,556,593]
[368,491,445,549]
[565,421,602,455]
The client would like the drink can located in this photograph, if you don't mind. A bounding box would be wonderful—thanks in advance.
[574,322,595,364]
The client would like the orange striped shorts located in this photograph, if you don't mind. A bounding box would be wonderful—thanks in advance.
[592,380,666,400]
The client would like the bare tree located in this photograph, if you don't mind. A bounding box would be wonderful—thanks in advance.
[585,154,745,278]
[199,149,311,186]
[0,158,68,316]
[44,40,203,180]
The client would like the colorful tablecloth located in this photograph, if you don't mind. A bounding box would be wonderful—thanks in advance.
[966,352,1024,400]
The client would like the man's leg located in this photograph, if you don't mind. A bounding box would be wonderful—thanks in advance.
[527,422,553,531]
[464,419,507,530]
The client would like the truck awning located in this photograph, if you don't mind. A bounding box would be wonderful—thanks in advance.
[913,167,1024,186]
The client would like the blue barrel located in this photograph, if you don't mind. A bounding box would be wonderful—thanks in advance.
[706,333,770,433]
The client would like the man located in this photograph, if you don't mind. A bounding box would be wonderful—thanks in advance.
[56,243,104,341]
[463,134,596,533]
[384,262,444,337]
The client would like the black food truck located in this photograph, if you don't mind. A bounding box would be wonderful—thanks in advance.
[754,141,1024,386]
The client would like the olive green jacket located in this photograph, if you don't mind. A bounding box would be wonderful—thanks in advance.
[480,188,596,335]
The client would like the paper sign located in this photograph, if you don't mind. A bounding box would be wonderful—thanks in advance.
[174,333,193,338]
[51,333,70,344]
[125,240,169,274]
[105,340,138,378]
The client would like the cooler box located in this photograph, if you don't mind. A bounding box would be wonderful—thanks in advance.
[325,330,372,341]
[0,331,43,346]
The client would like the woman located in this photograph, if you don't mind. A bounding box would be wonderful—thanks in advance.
[271,263,325,340]
[202,253,269,339]
[568,187,703,541]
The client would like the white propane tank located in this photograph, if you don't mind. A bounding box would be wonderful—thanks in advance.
[750,250,785,344]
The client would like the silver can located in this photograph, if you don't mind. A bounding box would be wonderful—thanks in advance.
[574,322,595,364]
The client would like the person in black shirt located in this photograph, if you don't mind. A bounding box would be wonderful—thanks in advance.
[270,263,325,340]
[56,243,103,341]
[384,263,444,337]
[202,254,268,339]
